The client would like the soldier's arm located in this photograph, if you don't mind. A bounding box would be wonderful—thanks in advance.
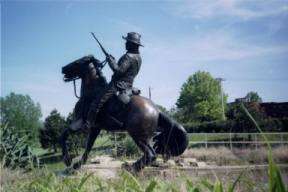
[107,54,132,75]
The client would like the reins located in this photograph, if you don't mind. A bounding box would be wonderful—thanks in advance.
[65,60,107,99]
[73,79,80,99]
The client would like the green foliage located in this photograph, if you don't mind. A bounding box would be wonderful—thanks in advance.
[0,92,42,145]
[184,120,234,133]
[0,124,38,169]
[93,132,113,151]
[39,111,86,155]
[39,109,66,153]
[3,164,287,192]
[122,136,140,157]
[168,107,185,123]
[1,169,246,192]
[184,118,287,133]
[110,133,140,157]
[245,91,262,103]
[156,104,170,115]
[241,103,287,192]
[227,102,265,122]
[226,102,267,132]
[176,71,227,123]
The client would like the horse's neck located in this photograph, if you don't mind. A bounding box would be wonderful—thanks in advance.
[80,74,107,97]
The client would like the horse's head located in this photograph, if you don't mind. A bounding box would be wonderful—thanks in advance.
[62,55,103,82]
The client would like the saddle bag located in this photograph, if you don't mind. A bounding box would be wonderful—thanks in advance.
[117,87,141,104]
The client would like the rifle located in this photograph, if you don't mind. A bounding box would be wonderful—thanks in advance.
[90,32,110,69]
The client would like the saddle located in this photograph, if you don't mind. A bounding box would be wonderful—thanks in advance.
[103,87,141,130]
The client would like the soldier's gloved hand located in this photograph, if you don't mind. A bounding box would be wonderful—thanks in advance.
[106,54,116,64]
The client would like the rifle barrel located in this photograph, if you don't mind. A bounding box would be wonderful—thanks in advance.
[90,32,109,57]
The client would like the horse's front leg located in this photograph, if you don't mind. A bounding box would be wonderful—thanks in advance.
[72,128,100,170]
[59,128,73,166]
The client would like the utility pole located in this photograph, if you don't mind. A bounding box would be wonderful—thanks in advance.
[216,78,226,121]
[149,86,152,100]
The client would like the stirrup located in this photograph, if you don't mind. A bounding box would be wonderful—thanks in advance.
[70,119,83,131]
[82,121,92,131]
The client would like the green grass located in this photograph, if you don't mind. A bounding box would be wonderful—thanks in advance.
[3,163,285,192]
[45,161,66,171]
[0,168,253,192]
[31,147,49,156]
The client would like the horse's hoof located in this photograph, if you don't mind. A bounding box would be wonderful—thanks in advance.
[122,162,133,171]
[121,162,140,174]
[72,161,82,170]
[64,155,72,166]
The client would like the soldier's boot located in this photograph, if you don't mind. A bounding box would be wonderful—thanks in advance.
[70,118,84,131]
[82,101,102,131]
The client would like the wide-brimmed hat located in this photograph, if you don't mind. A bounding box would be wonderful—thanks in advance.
[122,32,143,47]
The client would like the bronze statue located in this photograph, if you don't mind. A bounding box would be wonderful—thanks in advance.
[59,32,188,172]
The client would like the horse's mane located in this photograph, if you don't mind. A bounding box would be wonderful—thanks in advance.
[62,56,109,98]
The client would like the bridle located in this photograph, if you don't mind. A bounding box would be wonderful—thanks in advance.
[73,79,80,99]
[70,59,107,99]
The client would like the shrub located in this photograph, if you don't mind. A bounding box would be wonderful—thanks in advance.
[0,124,38,169]
[184,118,287,133]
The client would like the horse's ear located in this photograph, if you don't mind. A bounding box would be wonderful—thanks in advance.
[92,60,103,71]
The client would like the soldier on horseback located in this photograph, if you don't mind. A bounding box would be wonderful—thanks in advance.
[79,32,143,130]
[60,32,188,172]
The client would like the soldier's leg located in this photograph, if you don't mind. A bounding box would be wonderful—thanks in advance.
[70,98,84,131]
[86,85,117,128]
[70,97,94,131]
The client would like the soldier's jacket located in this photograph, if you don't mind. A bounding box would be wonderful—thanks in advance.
[109,52,142,90]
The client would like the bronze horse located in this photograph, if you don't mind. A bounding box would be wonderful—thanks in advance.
[59,56,188,172]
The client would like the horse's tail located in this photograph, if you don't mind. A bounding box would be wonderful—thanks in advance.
[153,112,188,157]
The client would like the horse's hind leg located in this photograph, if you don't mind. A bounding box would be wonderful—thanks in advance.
[129,137,156,172]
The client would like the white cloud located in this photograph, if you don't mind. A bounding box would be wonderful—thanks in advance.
[140,28,288,108]
[171,0,288,20]
[108,19,143,34]
[144,30,288,64]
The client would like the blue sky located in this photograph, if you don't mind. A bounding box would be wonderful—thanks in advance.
[1,1,288,119]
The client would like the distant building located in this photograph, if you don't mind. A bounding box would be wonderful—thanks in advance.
[235,97,249,103]
[260,102,288,118]
[230,99,288,118]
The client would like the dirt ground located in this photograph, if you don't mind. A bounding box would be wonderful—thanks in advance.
[70,146,288,186]
[76,154,288,184]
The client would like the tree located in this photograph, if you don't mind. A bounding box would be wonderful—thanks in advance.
[40,109,65,153]
[245,91,262,103]
[0,92,42,145]
[156,104,170,115]
[226,102,266,132]
[176,71,227,123]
